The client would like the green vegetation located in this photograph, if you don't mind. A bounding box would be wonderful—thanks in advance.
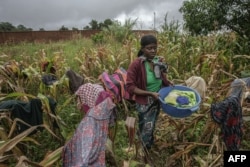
[180,0,250,38]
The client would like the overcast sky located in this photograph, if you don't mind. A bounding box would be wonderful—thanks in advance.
[0,0,185,30]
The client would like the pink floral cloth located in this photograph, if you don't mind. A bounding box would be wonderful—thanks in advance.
[62,83,116,167]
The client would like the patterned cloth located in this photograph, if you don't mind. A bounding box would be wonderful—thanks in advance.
[136,97,160,149]
[62,83,116,167]
[75,83,105,112]
[210,96,243,151]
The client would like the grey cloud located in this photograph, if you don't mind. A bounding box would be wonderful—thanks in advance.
[0,0,184,30]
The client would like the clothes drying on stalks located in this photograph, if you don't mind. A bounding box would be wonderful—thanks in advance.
[0,97,57,133]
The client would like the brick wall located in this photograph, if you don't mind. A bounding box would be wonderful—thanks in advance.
[0,30,156,44]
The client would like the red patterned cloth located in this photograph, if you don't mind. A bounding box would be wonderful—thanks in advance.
[211,96,243,151]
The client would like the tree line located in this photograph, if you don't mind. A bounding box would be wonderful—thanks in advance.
[0,19,114,32]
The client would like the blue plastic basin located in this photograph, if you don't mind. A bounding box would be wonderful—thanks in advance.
[158,85,201,118]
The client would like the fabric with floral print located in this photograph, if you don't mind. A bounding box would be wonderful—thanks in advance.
[62,83,116,167]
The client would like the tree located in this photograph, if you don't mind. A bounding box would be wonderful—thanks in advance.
[0,22,33,32]
[89,19,99,30]
[16,24,32,31]
[217,0,250,38]
[59,25,69,31]
[0,22,16,32]
[83,19,114,30]
[102,19,113,28]
[72,27,79,31]
[179,0,223,35]
[83,25,90,30]
[179,0,250,37]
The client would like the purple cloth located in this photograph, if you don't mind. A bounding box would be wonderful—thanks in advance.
[82,90,112,113]
[176,96,189,105]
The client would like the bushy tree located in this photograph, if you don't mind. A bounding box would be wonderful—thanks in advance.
[103,19,113,28]
[179,0,223,35]
[217,0,250,38]
[59,25,69,31]
[89,20,99,30]
[16,24,32,31]
[72,27,79,31]
[180,0,250,38]
[0,22,32,32]
[83,19,114,30]
[0,22,16,32]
